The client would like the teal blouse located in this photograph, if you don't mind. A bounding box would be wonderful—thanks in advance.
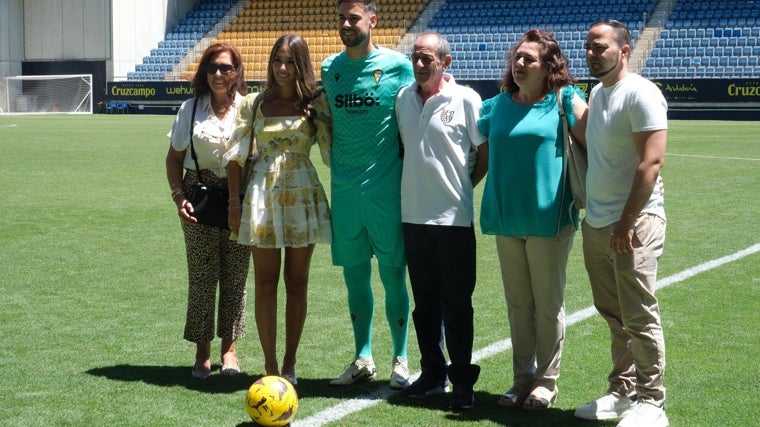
[478,85,583,237]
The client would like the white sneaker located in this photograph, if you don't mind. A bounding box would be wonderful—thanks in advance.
[575,392,636,420]
[389,357,410,389]
[617,402,669,427]
[329,357,377,385]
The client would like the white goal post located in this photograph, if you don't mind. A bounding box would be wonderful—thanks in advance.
[2,74,93,114]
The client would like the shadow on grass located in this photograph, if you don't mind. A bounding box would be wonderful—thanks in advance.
[85,365,392,400]
[86,364,256,393]
[387,391,618,427]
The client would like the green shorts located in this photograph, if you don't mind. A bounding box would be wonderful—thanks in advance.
[331,196,405,267]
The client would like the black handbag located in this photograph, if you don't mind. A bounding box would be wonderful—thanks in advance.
[186,97,230,229]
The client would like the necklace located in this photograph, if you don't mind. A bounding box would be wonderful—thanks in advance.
[210,99,230,114]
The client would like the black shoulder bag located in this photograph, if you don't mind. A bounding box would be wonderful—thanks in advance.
[186,97,231,229]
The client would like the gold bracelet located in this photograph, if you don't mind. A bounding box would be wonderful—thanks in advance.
[171,187,184,199]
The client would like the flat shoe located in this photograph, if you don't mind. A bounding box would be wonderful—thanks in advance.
[282,374,298,385]
[220,357,240,376]
[192,366,212,380]
[522,386,557,411]
[497,385,529,408]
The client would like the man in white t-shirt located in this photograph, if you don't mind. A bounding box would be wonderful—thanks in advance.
[395,31,488,411]
[575,20,669,427]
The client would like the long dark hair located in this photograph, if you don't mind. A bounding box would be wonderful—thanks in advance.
[262,34,318,115]
[502,29,574,95]
[191,43,247,102]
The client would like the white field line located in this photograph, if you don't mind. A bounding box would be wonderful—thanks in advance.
[293,243,760,427]
[667,153,760,161]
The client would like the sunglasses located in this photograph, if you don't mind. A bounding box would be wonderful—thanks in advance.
[205,64,236,74]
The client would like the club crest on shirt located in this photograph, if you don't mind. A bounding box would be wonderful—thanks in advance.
[373,69,384,85]
[440,109,454,124]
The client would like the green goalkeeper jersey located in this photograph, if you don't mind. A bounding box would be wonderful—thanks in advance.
[321,46,414,200]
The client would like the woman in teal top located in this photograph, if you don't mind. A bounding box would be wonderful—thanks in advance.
[478,29,588,411]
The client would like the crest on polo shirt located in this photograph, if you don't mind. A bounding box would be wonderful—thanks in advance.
[440,109,454,124]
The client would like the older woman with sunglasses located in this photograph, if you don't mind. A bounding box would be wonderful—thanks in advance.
[165,43,250,380]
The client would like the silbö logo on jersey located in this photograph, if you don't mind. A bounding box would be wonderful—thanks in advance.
[334,92,380,114]
[332,69,384,114]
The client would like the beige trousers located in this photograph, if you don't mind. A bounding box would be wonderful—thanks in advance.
[582,213,667,406]
[495,224,575,392]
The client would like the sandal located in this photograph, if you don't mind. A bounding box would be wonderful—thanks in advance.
[497,385,530,408]
[192,364,212,380]
[220,356,241,376]
[522,386,558,411]
[282,374,298,386]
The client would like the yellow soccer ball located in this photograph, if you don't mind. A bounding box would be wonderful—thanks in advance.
[245,376,298,426]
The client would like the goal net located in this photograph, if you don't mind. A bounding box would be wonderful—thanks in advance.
[2,74,93,114]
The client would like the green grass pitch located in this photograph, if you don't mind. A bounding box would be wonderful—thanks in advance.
[0,115,758,426]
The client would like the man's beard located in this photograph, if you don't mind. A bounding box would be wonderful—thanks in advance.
[589,59,618,79]
[341,31,369,48]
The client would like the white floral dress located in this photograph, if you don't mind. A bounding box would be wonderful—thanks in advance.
[224,92,332,248]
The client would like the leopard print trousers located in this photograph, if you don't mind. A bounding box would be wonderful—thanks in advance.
[181,169,251,343]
